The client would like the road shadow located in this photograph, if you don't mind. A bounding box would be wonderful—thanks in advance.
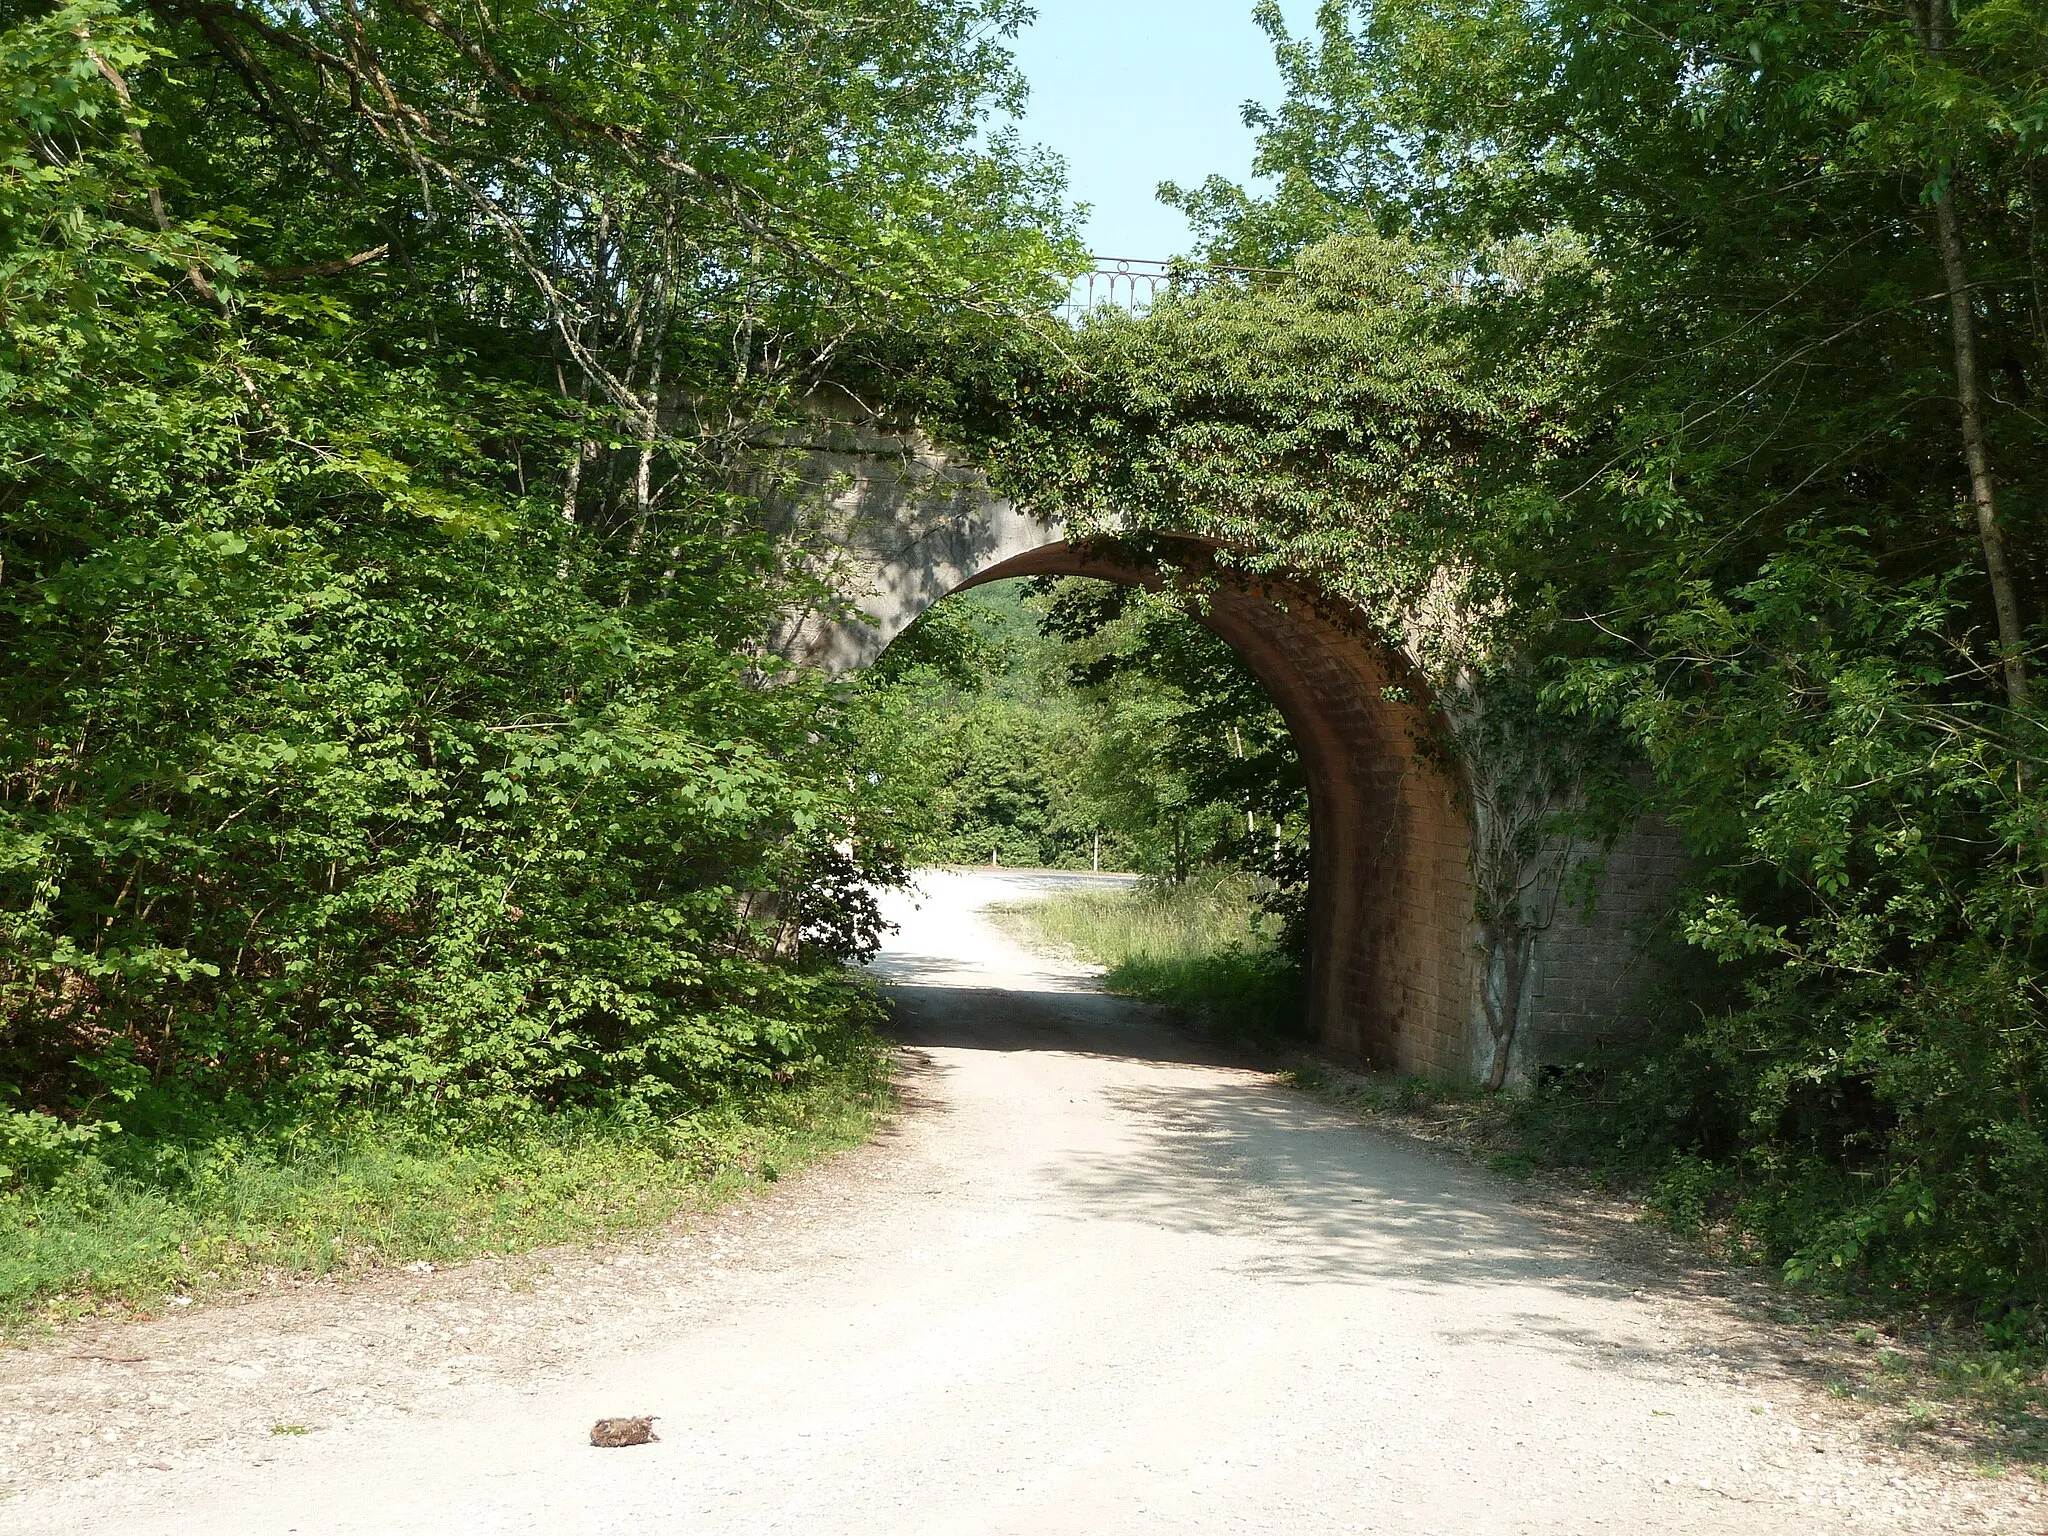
[1032,1073,1729,1379]
[884,967,1735,1384]
[883,980,1263,1071]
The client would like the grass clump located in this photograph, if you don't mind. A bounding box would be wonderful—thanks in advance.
[0,1026,887,1338]
[996,871,1302,1044]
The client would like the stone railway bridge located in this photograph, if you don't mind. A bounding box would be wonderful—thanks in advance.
[764,394,1680,1085]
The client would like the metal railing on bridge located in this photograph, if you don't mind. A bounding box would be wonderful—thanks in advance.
[1059,256,1288,322]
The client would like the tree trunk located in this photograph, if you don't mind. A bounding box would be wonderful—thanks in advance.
[1918,0,2030,708]
[1482,923,1529,1093]
[618,292,665,607]
[556,362,592,579]
[1935,183,2031,709]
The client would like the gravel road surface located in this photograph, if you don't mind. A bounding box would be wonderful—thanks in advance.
[2,868,2039,1534]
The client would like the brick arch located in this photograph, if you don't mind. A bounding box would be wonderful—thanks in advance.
[948,539,1477,1078]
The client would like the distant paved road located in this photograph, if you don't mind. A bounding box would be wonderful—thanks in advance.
[3,869,2035,1533]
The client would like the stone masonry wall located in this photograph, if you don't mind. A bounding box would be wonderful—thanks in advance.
[1503,816,1688,1078]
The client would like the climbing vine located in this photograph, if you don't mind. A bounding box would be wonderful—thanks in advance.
[962,235,1631,1085]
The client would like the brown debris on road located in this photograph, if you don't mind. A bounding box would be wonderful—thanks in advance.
[588,1416,658,1448]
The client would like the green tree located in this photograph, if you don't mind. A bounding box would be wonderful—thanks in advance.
[0,0,1074,1154]
[1036,579,1308,903]
[846,578,1309,887]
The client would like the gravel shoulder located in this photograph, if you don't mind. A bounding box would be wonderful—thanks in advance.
[1,867,2041,1534]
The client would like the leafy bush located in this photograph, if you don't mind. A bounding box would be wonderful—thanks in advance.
[1647,1153,1729,1239]
[0,0,1056,1162]
[0,1110,113,1192]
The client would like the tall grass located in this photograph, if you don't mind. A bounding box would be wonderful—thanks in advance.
[0,1030,888,1337]
[997,871,1302,1044]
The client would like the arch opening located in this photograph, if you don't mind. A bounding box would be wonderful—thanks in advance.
[866,535,1477,1078]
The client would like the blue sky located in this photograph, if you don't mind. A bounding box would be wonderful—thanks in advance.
[1002,1,1318,260]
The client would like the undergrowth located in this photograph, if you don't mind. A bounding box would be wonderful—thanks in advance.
[0,1025,888,1339]
[994,870,1302,1045]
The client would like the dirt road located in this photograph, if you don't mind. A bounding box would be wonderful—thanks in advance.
[3,869,2040,1533]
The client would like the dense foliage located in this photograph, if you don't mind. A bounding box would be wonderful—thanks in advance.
[983,1,2048,1317]
[1033,577,1309,899]
[0,0,1071,1190]
[13,0,2048,1338]
[847,585,1106,869]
